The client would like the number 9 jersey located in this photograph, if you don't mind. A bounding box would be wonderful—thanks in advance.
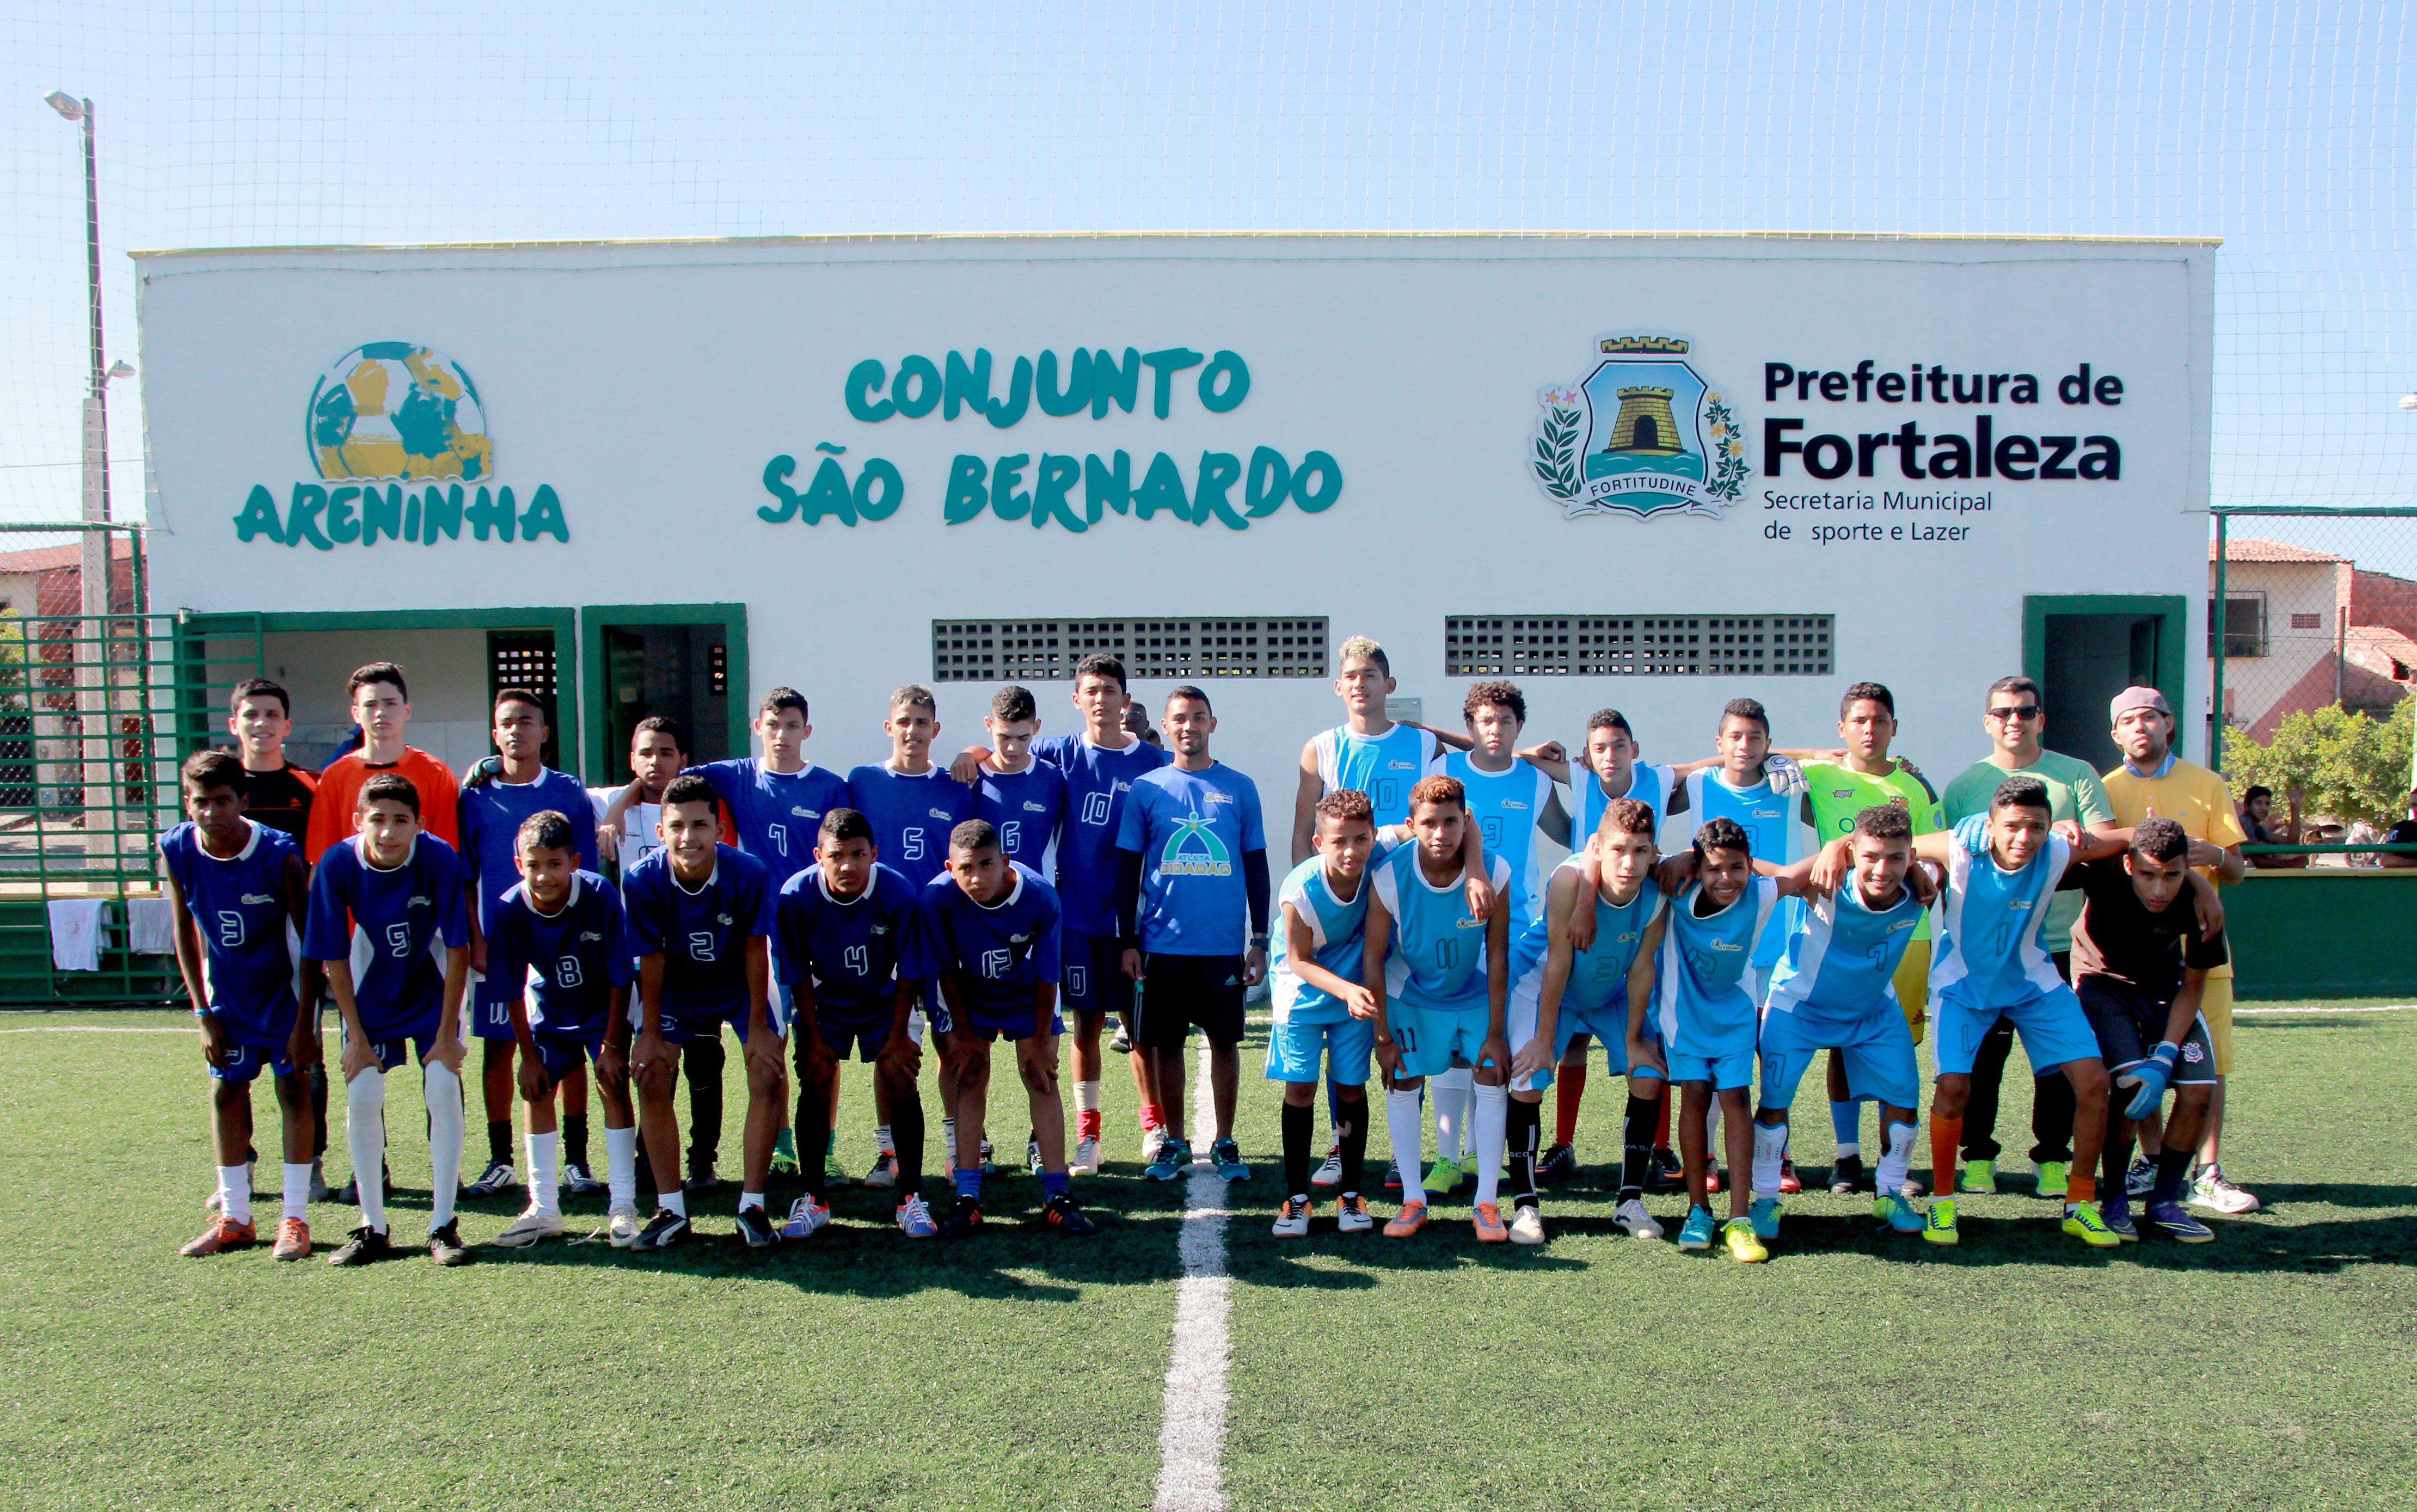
[301,832,472,1041]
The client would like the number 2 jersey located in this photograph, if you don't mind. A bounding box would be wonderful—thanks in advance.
[619,843,775,1025]
[159,819,300,1035]
[301,833,472,1041]
[484,870,635,1040]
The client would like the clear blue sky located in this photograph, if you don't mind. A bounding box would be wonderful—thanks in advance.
[3,0,2410,568]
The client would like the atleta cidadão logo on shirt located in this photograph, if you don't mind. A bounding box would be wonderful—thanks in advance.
[1157,814,1232,877]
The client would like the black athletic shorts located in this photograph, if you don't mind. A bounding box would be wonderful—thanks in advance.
[1132,952,1247,1051]
[2076,975,2218,1085]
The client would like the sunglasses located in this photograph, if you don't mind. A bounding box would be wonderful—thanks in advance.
[1987,704,2042,721]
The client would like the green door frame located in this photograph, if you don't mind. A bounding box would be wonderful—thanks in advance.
[2021,594,2190,760]
[178,606,580,773]
[579,603,750,785]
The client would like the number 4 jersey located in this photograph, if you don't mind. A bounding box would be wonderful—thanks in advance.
[302,832,472,1041]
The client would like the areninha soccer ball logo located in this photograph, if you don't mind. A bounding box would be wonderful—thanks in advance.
[1531,334,1749,520]
[306,343,492,482]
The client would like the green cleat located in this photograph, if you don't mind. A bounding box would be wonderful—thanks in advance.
[1722,1216,1769,1263]
[2062,1201,2120,1248]
[1958,1158,1997,1194]
[769,1129,801,1177]
[1923,1197,1959,1246]
[1424,1155,1463,1195]
[2033,1160,2068,1200]
[1875,1192,1927,1233]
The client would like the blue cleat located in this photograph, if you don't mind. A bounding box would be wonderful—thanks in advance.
[2145,1199,2215,1243]
[1211,1138,1250,1182]
[2102,1200,2140,1243]
[1145,1138,1193,1183]
[1874,1192,1926,1233]
[1677,1204,1716,1251]
[1749,1195,1782,1240]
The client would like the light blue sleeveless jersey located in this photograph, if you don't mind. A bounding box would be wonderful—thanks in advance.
[1673,769,1804,970]
[1443,750,1557,924]
[1653,877,1778,1055]
[1764,881,1927,1028]
[1270,842,1393,1027]
[1312,723,1438,826]
[1555,863,1661,1021]
[1932,831,2073,1010]
[1371,845,1510,1013]
[1578,762,1674,849]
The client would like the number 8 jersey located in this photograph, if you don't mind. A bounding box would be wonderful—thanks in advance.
[302,832,472,1040]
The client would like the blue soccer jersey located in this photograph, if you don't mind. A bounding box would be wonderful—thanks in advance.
[1443,751,1558,924]
[1933,831,2074,1011]
[302,833,473,1040]
[458,769,599,1010]
[1577,762,1676,848]
[915,864,1063,1021]
[1551,863,1661,1025]
[1269,844,1397,1027]
[1115,762,1267,957]
[1372,845,1510,1012]
[1310,722,1438,826]
[1765,881,1928,1027]
[976,761,1067,870]
[848,763,976,886]
[486,871,634,1040]
[690,758,851,887]
[620,844,774,1022]
[774,862,924,1023]
[1032,732,1168,938]
[1652,877,1780,1056]
[160,819,300,1038]
[1673,769,1806,970]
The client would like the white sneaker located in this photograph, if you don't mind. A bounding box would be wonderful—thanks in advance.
[1273,1196,1312,1237]
[1509,1202,1547,1246]
[782,1195,831,1239]
[2125,1155,2158,1197]
[1142,1126,1167,1162]
[493,1206,567,1248]
[1614,1197,1664,1239]
[896,1194,938,1238]
[1310,1146,1344,1189]
[2192,1167,2261,1214]
[605,1203,643,1247]
[1070,1136,1101,1175]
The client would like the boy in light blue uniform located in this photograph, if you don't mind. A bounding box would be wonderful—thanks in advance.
[1627,816,1800,1261]
[1575,708,1685,850]
[1365,775,1513,1241]
[163,752,318,1260]
[1663,697,1809,978]
[1753,804,1937,1246]
[1511,796,1664,1240]
[1295,636,1440,837]
[458,689,599,1199]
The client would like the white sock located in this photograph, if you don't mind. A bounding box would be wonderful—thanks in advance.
[1752,1120,1789,1198]
[1387,1087,1427,1207]
[527,1130,561,1214]
[1471,1083,1508,1206]
[660,1189,689,1219]
[1878,1120,1917,1196]
[280,1162,310,1222]
[605,1124,638,1208]
[1433,1066,1473,1163]
[1704,1101,1722,1166]
[739,1190,765,1213]
[217,1164,253,1227]
[345,1070,389,1232]
[942,1116,958,1164]
[875,1124,895,1155]
[422,1061,464,1231]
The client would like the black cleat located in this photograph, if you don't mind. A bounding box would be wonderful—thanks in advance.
[1830,1152,1868,1195]
[1647,1147,1684,1193]
[734,1206,778,1249]
[634,1208,690,1250]
[1041,1192,1098,1236]
[427,1220,473,1266]
[1536,1142,1578,1184]
[326,1224,393,1266]
[941,1196,985,1237]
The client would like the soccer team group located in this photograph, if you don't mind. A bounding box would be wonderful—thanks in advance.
[165,635,2262,1268]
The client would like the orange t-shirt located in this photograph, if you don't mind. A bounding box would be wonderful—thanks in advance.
[304,746,461,863]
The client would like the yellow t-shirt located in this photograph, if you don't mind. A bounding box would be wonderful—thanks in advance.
[2100,757,2246,979]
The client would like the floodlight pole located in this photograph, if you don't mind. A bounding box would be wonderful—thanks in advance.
[50,93,115,838]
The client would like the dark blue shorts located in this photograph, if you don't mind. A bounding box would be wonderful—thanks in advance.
[641,994,757,1046]
[352,1005,442,1072]
[530,1032,605,1083]
[210,1039,299,1083]
[961,1005,1064,1043]
[470,985,521,1041]
[1059,930,1133,1023]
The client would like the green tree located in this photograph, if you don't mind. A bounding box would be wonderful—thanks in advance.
[2224,693,2415,825]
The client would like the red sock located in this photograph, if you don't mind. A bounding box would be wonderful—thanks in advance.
[1140,1103,1163,1132]
[1931,1116,1963,1194]
[1654,1098,1673,1151]
[1554,1066,1588,1146]
[1078,1109,1102,1142]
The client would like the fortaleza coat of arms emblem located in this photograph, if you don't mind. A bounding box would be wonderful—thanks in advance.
[1531,334,1750,520]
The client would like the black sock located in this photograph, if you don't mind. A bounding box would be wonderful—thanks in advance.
[2151,1146,2194,1205]
[2103,1132,2134,1203]
[309,1061,330,1159]
[1507,1098,1541,1203]
[1282,1100,1313,1197]
[1621,1093,1658,1197]
[487,1118,511,1166]
[563,1113,590,1171]
[891,1086,925,1201]
[795,1081,830,1204]
[685,1032,727,1172]
[1337,1095,1369,1196]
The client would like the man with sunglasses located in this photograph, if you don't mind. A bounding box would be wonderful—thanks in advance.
[1937,677,2114,1200]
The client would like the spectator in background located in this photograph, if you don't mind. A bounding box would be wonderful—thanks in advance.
[2381,789,2417,870]
[2238,785,2309,870]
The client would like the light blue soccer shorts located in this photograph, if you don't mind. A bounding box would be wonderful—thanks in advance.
[1505,963,1634,1092]
[1934,981,2099,1078]
[1266,1013,1376,1086]
[1387,997,1493,1080]
[1757,1004,1921,1111]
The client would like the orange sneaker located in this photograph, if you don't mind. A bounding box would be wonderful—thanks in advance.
[1382,1201,1428,1238]
[271,1218,311,1261]
[179,1217,256,1256]
[1473,1201,1508,1242]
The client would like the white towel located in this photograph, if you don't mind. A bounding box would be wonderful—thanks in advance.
[48,898,106,972]
[127,896,177,955]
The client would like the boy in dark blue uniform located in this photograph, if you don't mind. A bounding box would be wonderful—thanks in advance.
[163,751,318,1260]
[484,810,638,1251]
[302,774,473,1266]
[917,820,1095,1238]
[623,774,782,1249]
[776,808,935,1240]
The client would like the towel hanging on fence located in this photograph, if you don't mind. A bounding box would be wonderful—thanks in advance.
[48,898,106,972]
[127,896,177,955]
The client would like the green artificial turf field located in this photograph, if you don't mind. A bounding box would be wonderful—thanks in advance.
[4,1005,2412,1511]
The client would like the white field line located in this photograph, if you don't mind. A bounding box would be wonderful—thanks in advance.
[2235,1003,2417,1015]
[1152,1038,1232,1512]
[0,1025,192,1033]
